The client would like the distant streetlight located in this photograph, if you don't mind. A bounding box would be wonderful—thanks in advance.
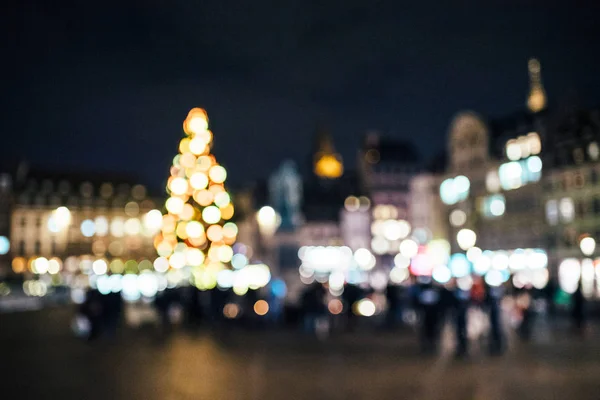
[580,236,596,257]
[256,206,281,237]
[48,206,72,233]
[456,229,477,251]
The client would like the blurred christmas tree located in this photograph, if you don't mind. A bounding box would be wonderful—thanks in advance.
[154,108,237,290]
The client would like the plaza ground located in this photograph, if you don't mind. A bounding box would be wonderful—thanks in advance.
[1,307,599,400]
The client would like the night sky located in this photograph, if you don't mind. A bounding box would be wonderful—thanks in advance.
[2,1,600,191]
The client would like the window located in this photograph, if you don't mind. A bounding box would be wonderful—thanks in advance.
[588,142,599,161]
[18,241,25,256]
[559,197,575,223]
[546,200,559,225]
[51,241,57,255]
[34,241,41,254]
[591,169,599,185]
[35,217,41,227]
[594,197,600,214]
[577,200,588,217]
[20,217,26,227]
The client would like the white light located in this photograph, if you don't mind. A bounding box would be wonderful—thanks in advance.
[185,221,203,238]
[489,196,505,216]
[528,250,548,269]
[492,252,509,270]
[399,239,419,258]
[329,271,345,290]
[485,269,504,287]
[124,218,141,235]
[449,254,470,278]
[92,259,108,275]
[153,257,169,273]
[393,254,410,268]
[169,177,188,195]
[186,248,205,266]
[466,247,482,263]
[506,141,522,161]
[80,219,95,237]
[202,206,221,224]
[559,258,581,294]
[383,220,402,241]
[231,253,248,269]
[527,156,542,173]
[217,269,235,289]
[110,217,125,237]
[122,274,141,301]
[354,248,375,270]
[166,197,185,215]
[97,275,112,295]
[508,250,526,271]
[580,237,596,256]
[432,265,451,284]
[190,173,209,189]
[486,170,501,193]
[0,236,9,255]
[33,257,49,274]
[559,198,575,223]
[169,252,186,269]
[371,236,390,255]
[457,275,473,291]
[47,259,61,274]
[369,270,388,291]
[389,267,410,284]
[449,210,467,227]
[143,210,163,233]
[440,179,458,205]
[531,268,549,289]
[94,216,109,236]
[356,299,376,317]
[453,175,470,196]
[456,229,476,251]
[473,252,492,275]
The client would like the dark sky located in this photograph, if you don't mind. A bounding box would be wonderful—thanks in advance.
[2,1,600,191]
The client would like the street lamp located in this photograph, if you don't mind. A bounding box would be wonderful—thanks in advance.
[256,206,281,237]
[580,236,596,257]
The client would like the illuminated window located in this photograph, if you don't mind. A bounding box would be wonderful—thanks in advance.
[559,197,575,223]
[486,170,501,193]
[546,200,558,225]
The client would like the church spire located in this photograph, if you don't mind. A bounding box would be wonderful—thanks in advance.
[527,58,547,113]
[313,126,343,179]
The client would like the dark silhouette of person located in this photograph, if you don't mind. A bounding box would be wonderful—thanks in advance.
[416,279,442,354]
[385,283,400,330]
[545,277,558,317]
[80,289,103,341]
[572,281,586,336]
[448,281,470,357]
[516,286,534,341]
[485,283,504,355]
[300,282,326,334]
[342,283,362,332]
[103,291,123,338]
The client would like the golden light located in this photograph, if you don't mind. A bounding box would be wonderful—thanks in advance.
[188,234,206,247]
[254,300,269,316]
[179,137,191,154]
[180,203,195,220]
[220,203,234,220]
[165,196,185,214]
[169,252,186,269]
[124,218,141,235]
[218,245,233,262]
[143,209,163,233]
[207,225,224,242]
[176,222,189,239]
[12,257,26,274]
[183,108,209,136]
[202,206,221,224]
[194,190,214,206]
[156,241,174,257]
[314,154,343,179]
[208,184,224,195]
[197,129,213,145]
[186,248,205,266]
[169,177,188,195]
[162,214,177,233]
[189,137,207,155]
[185,221,204,238]
[190,172,209,189]
[209,165,227,183]
[180,152,197,169]
[196,155,213,171]
[208,246,220,262]
[214,192,230,208]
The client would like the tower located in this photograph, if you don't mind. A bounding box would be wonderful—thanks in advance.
[313,126,343,179]
[527,58,547,113]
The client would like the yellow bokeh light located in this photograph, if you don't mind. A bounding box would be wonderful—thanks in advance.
[209,165,227,183]
[12,257,26,274]
[194,190,214,206]
[315,154,343,179]
[162,215,177,233]
[220,203,234,220]
[157,241,174,257]
[208,184,224,195]
[189,137,207,155]
[208,246,220,262]
[176,222,189,240]
[179,137,191,154]
[169,177,188,195]
[186,221,204,238]
[214,192,230,208]
[183,108,209,136]
[202,206,221,224]
[169,252,186,269]
[217,245,233,263]
[188,234,206,247]
[180,152,197,169]
[165,196,184,214]
[180,203,195,221]
[190,172,209,190]
[206,225,223,242]
[196,156,213,171]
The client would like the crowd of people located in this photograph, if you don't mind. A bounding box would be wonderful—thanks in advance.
[76,275,589,356]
